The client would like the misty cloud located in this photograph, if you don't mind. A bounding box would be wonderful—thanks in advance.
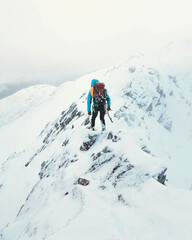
[1,0,192,99]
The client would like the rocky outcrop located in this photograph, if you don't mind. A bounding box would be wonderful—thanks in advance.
[80,134,98,151]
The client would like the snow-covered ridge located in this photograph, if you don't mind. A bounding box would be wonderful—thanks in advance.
[0,40,192,240]
[0,84,56,128]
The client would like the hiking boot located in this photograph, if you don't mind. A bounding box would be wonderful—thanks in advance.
[101,122,106,131]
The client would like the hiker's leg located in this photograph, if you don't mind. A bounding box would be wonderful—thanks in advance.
[91,106,98,128]
[99,105,106,129]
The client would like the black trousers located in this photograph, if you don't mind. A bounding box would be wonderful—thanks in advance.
[91,105,106,128]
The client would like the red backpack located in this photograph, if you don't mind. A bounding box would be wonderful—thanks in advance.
[93,82,107,105]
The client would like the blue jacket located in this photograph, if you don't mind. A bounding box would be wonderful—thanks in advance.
[87,79,111,112]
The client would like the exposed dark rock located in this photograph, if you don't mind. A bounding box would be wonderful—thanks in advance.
[112,135,118,142]
[102,146,111,153]
[80,134,97,151]
[110,164,121,175]
[107,155,134,186]
[137,102,146,109]
[59,103,83,131]
[107,132,120,142]
[54,122,60,131]
[71,158,78,163]
[41,161,46,169]
[107,131,113,139]
[25,145,46,167]
[118,194,124,202]
[157,84,166,98]
[157,168,167,185]
[58,157,71,169]
[89,154,115,172]
[146,103,153,112]
[83,117,90,126]
[58,163,65,169]
[62,139,69,147]
[123,91,137,100]
[58,156,78,169]
[116,164,134,180]
[116,170,126,180]
[141,146,151,154]
[25,104,81,167]
[80,92,86,99]
[25,162,29,167]
[39,159,55,179]
[77,178,89,186]
[43,130,53,144]
[92,152,102,161]
[43,103,83,145]
[91,147,111,161]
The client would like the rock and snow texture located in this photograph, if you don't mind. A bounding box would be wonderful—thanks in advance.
[0,40,192,240]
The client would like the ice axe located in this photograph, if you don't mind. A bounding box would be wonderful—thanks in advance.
[107,110,113,123]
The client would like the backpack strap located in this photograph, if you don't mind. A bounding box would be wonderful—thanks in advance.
[90,87,94,98]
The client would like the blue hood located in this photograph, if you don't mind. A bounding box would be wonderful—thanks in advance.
[91,79,99,87]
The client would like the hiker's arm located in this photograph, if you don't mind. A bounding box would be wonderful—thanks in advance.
[87,91,92,112]
[106,92,111,107]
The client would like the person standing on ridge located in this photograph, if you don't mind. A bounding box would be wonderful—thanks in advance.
[87,79,111,131]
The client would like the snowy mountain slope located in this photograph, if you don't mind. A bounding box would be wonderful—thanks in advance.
[0,84,56,128]
[1,40,192,240]
[0,80,88,163]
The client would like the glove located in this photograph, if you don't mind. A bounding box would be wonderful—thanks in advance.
[88,111,91,115]
[107,106,111,111]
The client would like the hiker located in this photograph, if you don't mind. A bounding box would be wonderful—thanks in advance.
[87,79,111,131]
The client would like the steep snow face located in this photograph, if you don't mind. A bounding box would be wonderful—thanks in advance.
[0,40,192,240]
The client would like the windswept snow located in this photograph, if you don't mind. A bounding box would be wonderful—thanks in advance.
[0,40,192,240]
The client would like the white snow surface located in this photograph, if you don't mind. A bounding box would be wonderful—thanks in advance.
[0,39,192,240]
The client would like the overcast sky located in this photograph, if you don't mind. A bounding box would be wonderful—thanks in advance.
[0,0,192,98]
